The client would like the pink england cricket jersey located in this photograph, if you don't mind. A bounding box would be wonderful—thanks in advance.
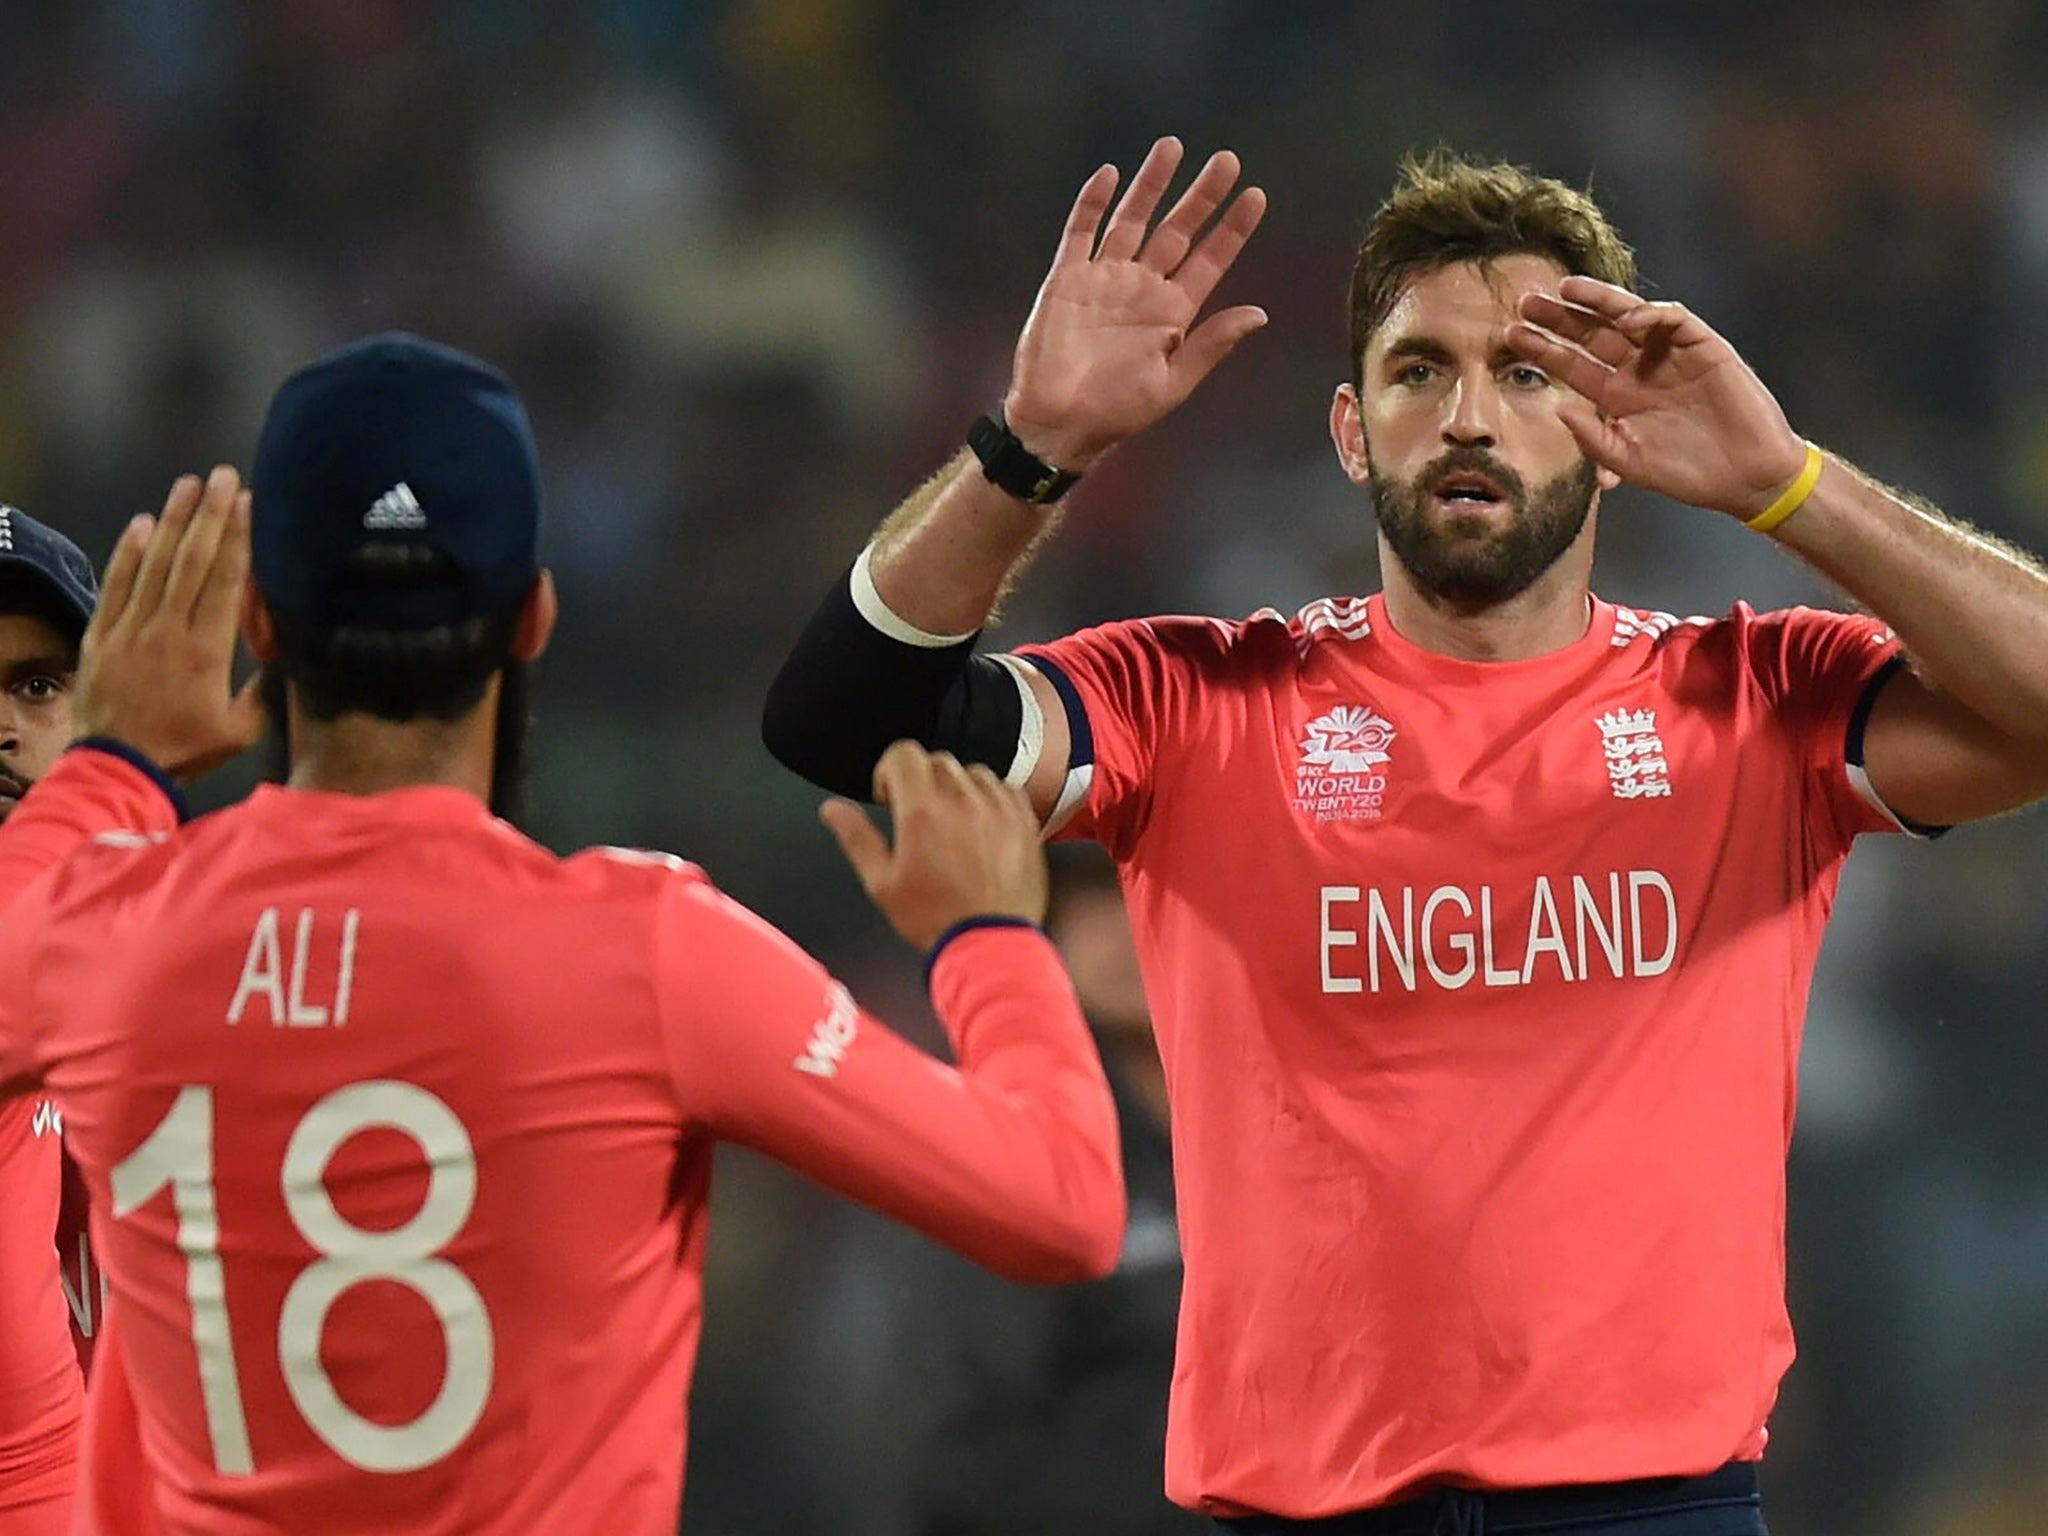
[0,782,1122,1535]
[1022,593,1902,1517]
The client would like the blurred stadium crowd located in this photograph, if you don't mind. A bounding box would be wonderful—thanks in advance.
[0,2,2042,1533]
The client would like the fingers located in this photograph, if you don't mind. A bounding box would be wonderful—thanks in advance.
[1170,182,1267,311]
[819,798,892,894]
[1554,276,1711,348]
[874,742,1023,837]
[928,749,975,798]
[968,766,1050,923]
[964,767,1048,876]
[1518,293,1637,370]
[158,471,206,523]
[1554,275,1649,319]
[1554,396,1627,471]
[192,490,252,639]
[942,755,1030,831]
[1169,305,1270,398]
[125,471,210,628]
[916,749,983,835]
[1137,148,1244,276]
[1095,137,1186,264]
[963,761,1029,825]
[871,738,936,811]
[161,466,241,623]
[1504,321,1615,405]
[85,514,156,643]
[1055,163,1121,269]
[964,763,1014,809]
[842,747,1048,947]
[69,467,259,783]
[997,779,1037,823]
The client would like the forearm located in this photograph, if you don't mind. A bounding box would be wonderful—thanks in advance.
[1774,455,2048,740]
[868,449,1067,635]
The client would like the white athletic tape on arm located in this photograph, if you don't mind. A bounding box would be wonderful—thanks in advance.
[990,654,1045,787]
[849,544,978,648]
[1044,763,1095,837]
[1008,653,1095,836]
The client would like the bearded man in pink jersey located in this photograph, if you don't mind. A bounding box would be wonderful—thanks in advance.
[0,335,1128,1536]
[764,141,2048,1534]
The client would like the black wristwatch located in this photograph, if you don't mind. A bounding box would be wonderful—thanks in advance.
[966,411,1081,505]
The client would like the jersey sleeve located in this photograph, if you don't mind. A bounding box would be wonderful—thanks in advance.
[0,745,181,1094]
[0,744,181,905]
[1016,616,1234,857]
[652,877,1126,1283]
[1739,605,1911,841]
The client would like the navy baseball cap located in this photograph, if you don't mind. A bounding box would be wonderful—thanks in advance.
[0,504,97,643]
[252,332,542,629]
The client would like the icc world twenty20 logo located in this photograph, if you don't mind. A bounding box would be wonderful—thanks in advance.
[1295,705,1396,822]
[1300,705,1396,773]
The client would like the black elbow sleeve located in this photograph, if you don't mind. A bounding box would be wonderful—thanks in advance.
[763,568,1025,801]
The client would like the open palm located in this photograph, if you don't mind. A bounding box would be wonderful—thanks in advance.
[1004,137,1268,471]
[1507,276,1809,519]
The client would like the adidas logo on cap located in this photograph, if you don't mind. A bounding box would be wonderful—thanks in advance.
[363,482,427,531]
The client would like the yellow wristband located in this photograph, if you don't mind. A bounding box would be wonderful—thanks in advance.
[1745,442,1824,534]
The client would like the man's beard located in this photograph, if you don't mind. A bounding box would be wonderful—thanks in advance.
[1369,445,1597,606]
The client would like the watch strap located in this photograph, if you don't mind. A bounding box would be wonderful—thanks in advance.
[966,412,1080,505]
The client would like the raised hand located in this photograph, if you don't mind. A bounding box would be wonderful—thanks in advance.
[819,740,1049,952]
[74,466,265,780]
[1004,136,1269,472]
[1507,276,1810,519]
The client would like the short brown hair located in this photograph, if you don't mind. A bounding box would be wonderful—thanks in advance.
[1347,149,1637,382]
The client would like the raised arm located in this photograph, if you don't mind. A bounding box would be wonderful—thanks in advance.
[1509,277,2048,828]
[660,743,1125,1283]
[763,137,1266,821]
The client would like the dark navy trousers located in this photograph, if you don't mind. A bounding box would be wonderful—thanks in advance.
[1216,1461,1766,1536]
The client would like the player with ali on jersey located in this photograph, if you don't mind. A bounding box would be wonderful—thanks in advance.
[0,335,1127,1536]
[763,140,2048,1533]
